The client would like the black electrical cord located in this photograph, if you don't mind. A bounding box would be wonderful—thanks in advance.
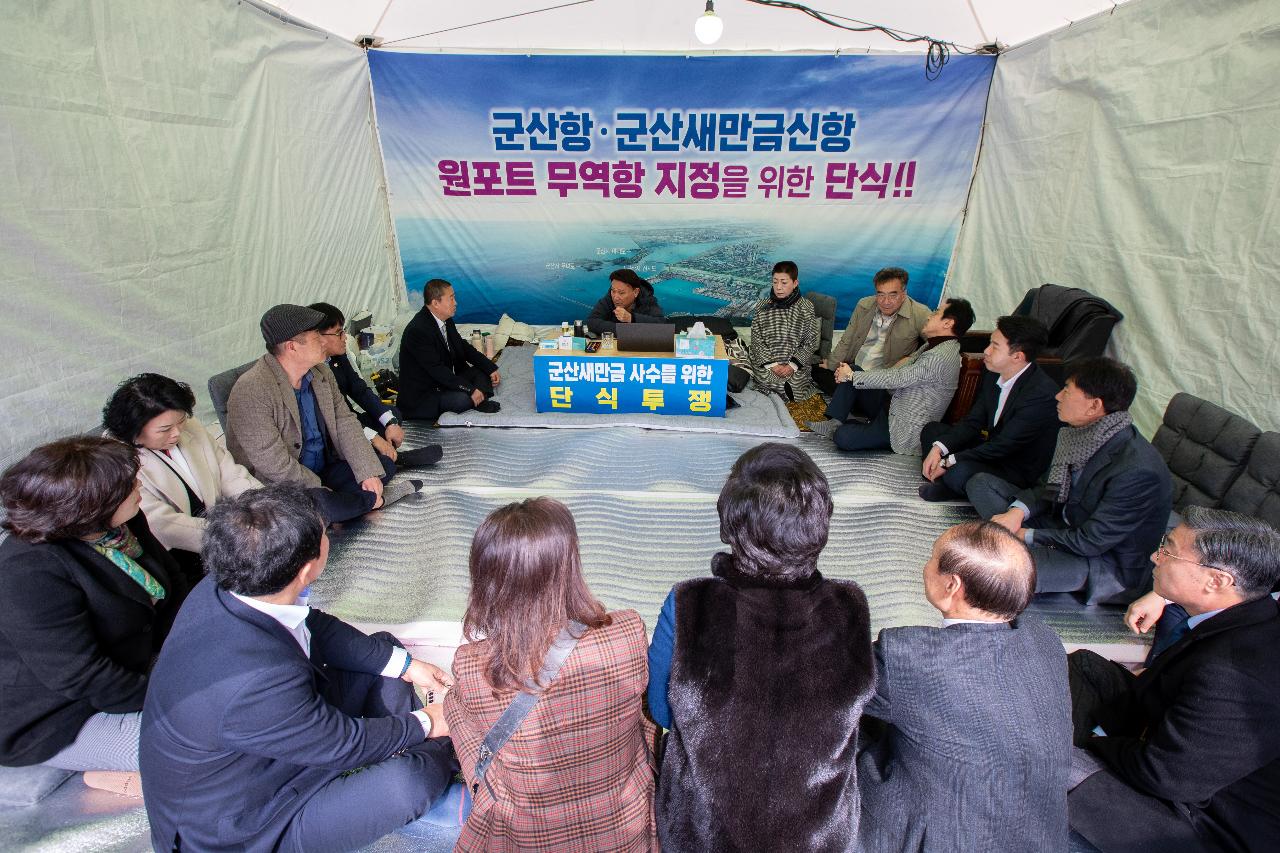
[381,0,597,46]
[742,0,985,79]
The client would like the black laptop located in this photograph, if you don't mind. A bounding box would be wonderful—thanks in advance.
[616,322,676,353]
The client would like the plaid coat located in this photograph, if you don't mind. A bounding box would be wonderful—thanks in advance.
[445,610,658,852]
[748,296,820,400]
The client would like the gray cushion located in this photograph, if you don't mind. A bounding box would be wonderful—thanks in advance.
[207,360,257,433]
[1222,432,1280,529]
[1151,393,1259,511]
[804,291,837,363]
[0,765,73,807]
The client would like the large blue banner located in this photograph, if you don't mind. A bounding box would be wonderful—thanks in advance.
[369,54,994,327]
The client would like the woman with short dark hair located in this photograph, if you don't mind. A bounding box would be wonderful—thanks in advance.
[748,261,820,400]
[647,443,874,852]
[445,498,658,851]
[0,436,192,794]
[104,373,259,581]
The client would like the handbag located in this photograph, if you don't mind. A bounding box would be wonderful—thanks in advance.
[471,620,586,801]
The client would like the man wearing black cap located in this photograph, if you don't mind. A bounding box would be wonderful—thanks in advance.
[226,304,422,523]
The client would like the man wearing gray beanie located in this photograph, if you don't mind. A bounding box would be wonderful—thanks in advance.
[225,304,421,523]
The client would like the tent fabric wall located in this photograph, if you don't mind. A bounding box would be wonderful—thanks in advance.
[948,0,1280,435]
[0,0,402,469]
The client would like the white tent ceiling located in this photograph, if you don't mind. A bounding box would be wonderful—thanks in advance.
[264,0,1135,54]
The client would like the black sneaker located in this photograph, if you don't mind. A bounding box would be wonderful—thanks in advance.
[476,400,501,414]
[396,445,443,468]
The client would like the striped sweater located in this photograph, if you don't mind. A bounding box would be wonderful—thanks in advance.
[848,338,961,455]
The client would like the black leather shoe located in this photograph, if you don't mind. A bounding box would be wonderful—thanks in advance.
[918,481,960,502]
[476,400,501,414]
[396,445,443,468]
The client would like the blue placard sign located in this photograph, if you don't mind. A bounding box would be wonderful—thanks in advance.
[534,354,728,416]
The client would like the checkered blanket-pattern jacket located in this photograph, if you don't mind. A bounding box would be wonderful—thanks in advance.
[849,338,962,455]
[445,610,658,853]
[747,296,820,400]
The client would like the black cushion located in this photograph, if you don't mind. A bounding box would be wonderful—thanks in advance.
[1222,432,1280,529]
[803,291,837,364]
[1152,393,1260,511]
[207,360,257,433]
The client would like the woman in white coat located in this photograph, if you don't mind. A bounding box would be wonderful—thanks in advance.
[103,373,260,583]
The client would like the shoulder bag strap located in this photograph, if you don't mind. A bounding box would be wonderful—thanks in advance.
[471,620,586,800]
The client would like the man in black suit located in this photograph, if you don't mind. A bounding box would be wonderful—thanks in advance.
[1066,506,1280,853]
[968,357,1172,602]
[859,520,1071,852]
[140,485,457,853]
[309,302,442,467]
[918,315,1060,501]
[398,279,501,420]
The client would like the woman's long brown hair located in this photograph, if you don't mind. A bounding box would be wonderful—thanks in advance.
[463,497,609,694]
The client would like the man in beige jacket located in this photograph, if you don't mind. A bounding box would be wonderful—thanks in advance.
[817,266,932,394]
[226,304,420,523]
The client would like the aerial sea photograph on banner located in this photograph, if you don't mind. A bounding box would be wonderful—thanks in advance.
[368,53,995,326]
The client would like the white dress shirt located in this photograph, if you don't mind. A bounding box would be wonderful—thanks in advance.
[992,362,1031,426]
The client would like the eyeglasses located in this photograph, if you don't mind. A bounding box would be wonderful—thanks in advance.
[1155,533,1218,570]
[318,329,346,338]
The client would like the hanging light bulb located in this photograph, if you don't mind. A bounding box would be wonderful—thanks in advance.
[694,0,724,45]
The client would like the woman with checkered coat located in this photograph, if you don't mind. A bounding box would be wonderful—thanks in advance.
[747,261,820,401]
[445,498,658,852]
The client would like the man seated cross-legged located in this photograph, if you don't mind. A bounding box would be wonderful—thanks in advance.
[858,521,1072,853]
[968,357,1172,603]
[140,485,458,853]
[917,315,1060,502]
[398,278,501,421]
[1066,507,1280,853]
[226,304,422,524]
[808,298,974,454]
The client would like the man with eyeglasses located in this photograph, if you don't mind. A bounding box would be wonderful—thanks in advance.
[308,302,442,469]
[1064,506,1280,853]
[226,304,423,524]
[817,267,931,394]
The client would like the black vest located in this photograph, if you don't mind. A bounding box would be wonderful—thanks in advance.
[658,554,875,852]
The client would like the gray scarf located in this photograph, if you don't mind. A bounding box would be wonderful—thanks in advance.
[1046,410,1132,503]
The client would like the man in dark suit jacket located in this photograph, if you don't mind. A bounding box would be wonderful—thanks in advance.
[918,315,1060,501]
[859,520,1072,853]
[310,302,442,468]
[1067,507,1280,853]
[398,279,501,420]
[140,485,457,853]
[969,357,1172,602]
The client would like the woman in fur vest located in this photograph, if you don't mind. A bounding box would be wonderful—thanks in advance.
[646,442,874,852]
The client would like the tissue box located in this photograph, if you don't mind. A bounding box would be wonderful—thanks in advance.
[674,333,716,358]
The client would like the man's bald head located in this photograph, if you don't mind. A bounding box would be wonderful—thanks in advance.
[936,521,1037,620]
